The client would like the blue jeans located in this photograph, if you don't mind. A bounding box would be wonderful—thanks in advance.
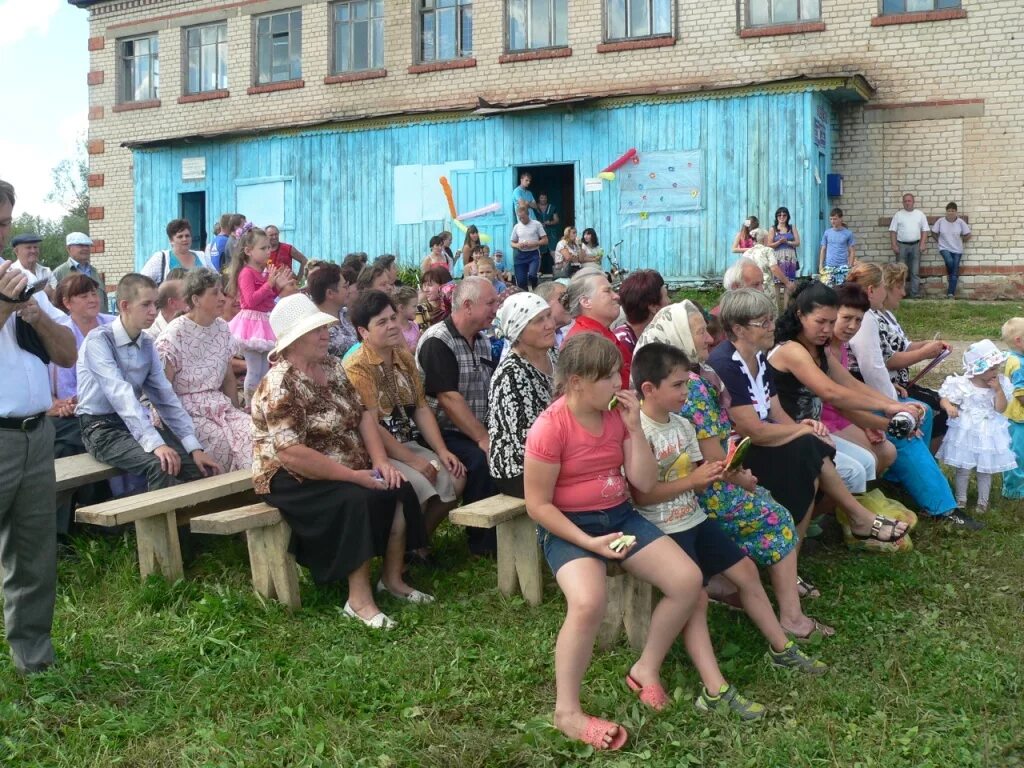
[513,250,540,290]
[939,249,962,296]
[897,242,922,297]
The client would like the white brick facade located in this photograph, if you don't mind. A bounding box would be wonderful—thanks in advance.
[77,0,1023,296]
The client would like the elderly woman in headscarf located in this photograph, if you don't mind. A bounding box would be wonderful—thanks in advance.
[487,293,558,498]
[635,301,832,639]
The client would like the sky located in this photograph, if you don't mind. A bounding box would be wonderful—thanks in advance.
[0,0,89,219]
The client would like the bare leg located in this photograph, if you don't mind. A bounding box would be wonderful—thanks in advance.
[820,459,907,540]
[346,560,384,619]
[381,502,419,595]
[767,548,826,637]
[721,557,790,652]
[424,497,458,538]
[621,537,703,687]
[552,557,621,747]
[681,591,728,694]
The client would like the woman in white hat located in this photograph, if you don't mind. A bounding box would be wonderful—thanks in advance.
[250,294,431,630]
[487,292,558,497]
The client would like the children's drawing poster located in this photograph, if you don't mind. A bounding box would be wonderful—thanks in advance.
[618,150,702,228]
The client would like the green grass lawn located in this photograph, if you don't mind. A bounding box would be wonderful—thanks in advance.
[3,498,1023,767]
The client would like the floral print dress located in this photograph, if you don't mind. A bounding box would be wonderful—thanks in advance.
[680,368,798,566]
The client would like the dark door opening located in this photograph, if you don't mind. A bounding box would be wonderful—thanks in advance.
[514,163,576,235]
[180,192,207,251]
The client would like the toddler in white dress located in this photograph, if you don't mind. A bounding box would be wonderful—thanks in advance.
[936,339,1017,513]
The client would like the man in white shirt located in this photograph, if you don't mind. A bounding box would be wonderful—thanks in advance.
[0,180,77,674]
[888,194,929,298]
[510,205,548,290]
[10,232,54,300]
[145,278,186,338]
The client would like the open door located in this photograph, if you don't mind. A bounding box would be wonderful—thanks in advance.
[180,191,207,250]
[450,167,512,262]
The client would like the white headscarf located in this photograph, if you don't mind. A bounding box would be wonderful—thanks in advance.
[496,292,549,346]
[634,300,701,362]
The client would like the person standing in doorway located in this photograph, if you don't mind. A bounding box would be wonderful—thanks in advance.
[537,193,560,277]
[888,194,929,298]
[510,205,548,291]
[931,202,971,299]
[512,172,539,221]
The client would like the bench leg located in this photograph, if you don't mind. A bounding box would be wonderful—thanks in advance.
[134,512,184,581]
[496,515,543,606]
[597,572,626,650]
[623,576,653,652]
[246,521,301,610]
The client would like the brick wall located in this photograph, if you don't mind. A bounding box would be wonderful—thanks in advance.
[79,0,1024,296]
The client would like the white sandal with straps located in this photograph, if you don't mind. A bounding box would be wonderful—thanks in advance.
[343,601,396,630]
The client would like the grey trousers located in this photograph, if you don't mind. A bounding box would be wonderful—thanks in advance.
[897,242,922,297]
[80,415,203,490]
[0,420,57,674]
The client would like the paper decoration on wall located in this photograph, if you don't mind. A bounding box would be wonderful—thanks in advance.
[451,218,493,243]
[439,177,458,219]
[457,202,501,221]
[618,150,703,216]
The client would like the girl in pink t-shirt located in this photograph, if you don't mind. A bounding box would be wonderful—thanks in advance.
[228,225,295,399]
[523,334,703,752]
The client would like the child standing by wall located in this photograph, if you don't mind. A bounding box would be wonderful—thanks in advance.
[818,207,856,287]
[999,318,1024,499]
[228,225,295,400]
[931,201,972,299]
[936,339,1016,514]
[394,286,421,352]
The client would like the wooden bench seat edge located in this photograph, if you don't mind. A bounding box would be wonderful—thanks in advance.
[55,454,120,492]
[449,494,528,528]
[191,503,282,535]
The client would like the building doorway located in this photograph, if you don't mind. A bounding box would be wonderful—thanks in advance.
[179,191,207,251]
[515,163,575,232]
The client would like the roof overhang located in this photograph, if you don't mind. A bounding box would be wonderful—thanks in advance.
[124,73,874,150]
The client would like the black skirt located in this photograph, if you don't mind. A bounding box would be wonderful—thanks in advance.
[264,471,426,584]
[743,433,835,524]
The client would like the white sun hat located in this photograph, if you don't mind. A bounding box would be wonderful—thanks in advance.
[962,338,1007,378]
[268,294,338,359]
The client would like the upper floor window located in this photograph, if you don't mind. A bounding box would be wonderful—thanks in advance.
[255,9,302,84]
[119,34,159,102]
[420,0,472,62]
[748,0,821,26]
[508,0,567,51]
[606,0,671,40]
[881,0,960,12]
[332,0,384,72]
[185,23,228,93]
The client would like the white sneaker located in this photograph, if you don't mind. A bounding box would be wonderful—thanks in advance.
[376,580,435,604]
[343,601,396,629]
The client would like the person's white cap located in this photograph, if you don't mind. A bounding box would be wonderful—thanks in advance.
[66,232,93,247]
[268,294,339,359]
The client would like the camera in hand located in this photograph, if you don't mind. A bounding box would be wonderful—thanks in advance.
[886,411,918,440]
[0,276,49,304]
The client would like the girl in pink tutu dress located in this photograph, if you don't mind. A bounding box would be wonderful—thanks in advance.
[228,224,295,400]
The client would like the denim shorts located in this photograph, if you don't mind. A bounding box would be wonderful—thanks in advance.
[668,518,746,586]
[537,501,665,576]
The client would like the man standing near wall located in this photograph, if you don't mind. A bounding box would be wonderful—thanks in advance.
[512,172,539,221]
[889,194,930,298]
[0,179,77,674]
[50,232,108,312]
[266,225,307,277]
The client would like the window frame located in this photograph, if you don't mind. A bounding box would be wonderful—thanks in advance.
[331,0,385,74]
[745,0,821,28]
[506,0,569,53]
[879,0,961,14]
[253,8,303,86]
[417,0,473,64]
[603,0,674,42]
[183,21,228,95]
[118,33,160,103]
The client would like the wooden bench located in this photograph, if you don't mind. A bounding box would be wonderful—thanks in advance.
[450,494,651,651]
[190,503,301,611]
[55,453,120,493]
[75,469,254,581]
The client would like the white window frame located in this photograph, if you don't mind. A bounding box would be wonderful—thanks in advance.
[254,9,302,85]
[507,0,568,52]
[746,0,821,26]
[880,0,960,13]
[118,34,159,103]
[332,0,385,73]
[184,22,228,94]
[418,0,473,63]
[604,0,673,41]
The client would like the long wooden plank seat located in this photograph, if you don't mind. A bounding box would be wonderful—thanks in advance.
[450,494,651,650]
[190,503,300,610]
[55,454,120,493]
[75,469,254,581]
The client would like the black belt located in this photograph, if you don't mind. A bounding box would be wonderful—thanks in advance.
[897,240,920,245]
[0,413,46,431]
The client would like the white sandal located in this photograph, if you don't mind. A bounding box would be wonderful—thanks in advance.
[343,601,396,630]
[376,580,436,604]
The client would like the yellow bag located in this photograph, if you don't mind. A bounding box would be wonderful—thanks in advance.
[836,489,915,554]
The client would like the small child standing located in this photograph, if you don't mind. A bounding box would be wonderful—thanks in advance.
[395,285,421,352]
[999,318,1024,499]
[475,256,507,296]
[818,207,856,287]
[931,201,972,299]
[228,224,295,400]
[936,339,1016,513]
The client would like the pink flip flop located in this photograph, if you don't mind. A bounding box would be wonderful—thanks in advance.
[625,672,670,711]
[579,716,628,751]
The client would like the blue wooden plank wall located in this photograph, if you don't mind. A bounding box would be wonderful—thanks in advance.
[133,90,834,281]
